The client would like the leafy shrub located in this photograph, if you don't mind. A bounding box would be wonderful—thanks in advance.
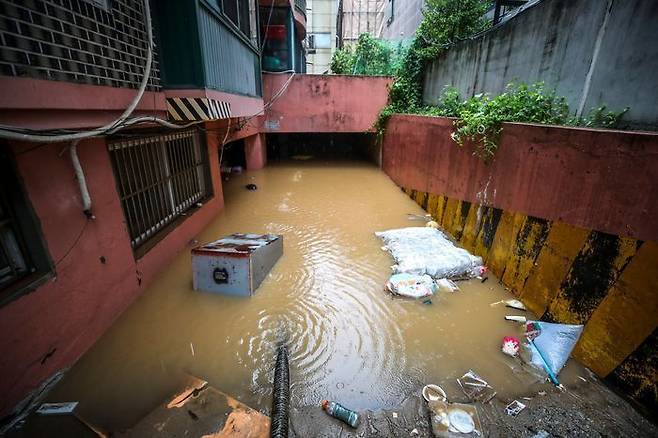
[431,83,628,160]
[330,33,405,76]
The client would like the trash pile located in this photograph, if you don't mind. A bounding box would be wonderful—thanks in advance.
[376,222,586,437]
[376,227,484,300]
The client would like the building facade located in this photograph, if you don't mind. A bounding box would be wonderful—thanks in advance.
[305,0,337,74]
[0,0,304,419]
[380,0,424,41]
[339,0,385,47]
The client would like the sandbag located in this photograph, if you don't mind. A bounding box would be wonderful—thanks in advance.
[524,321,584,377]
[376,227,483,279]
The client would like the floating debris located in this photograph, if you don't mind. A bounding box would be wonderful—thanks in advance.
[505,315,527,323]
[505,400,526,416]
[457,370,497,403]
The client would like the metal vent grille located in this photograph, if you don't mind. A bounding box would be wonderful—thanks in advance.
[108,130,209,249]
[0,0,160,90]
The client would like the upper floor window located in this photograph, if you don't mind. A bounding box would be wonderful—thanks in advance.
[220,0,258,46]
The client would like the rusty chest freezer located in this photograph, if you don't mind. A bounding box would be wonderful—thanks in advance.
[191,233,283,296]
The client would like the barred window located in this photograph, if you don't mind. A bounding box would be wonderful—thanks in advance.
[108,130,211,251]
[0,147,52,305]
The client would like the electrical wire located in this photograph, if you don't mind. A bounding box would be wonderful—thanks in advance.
[260,0,276,53]
[236,72,296,130]
[218,118,232,168]
[54,219,89,266]
[0,0,154,143]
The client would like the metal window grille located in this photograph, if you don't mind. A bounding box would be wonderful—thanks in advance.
[0,0,160,90]
[108,130,209,249]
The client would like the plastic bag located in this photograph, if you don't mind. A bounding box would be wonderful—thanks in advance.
[376,227,483,279]
[524,321,584,377]
[385,273,437,298]
[436,278,460,293]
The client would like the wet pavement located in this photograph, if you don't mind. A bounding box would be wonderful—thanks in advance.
[45,161,654,435]
[291,374,657,437]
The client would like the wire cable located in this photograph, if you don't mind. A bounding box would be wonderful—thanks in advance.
[0,0,154,143]
[54,219,89,266]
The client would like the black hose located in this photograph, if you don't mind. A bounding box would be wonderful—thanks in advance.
[270,345,290,438]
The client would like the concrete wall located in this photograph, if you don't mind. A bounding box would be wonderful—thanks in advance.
[262,73,392,133]
[381,114,658,412]
[0,132,225,417]
[423,0,658,129]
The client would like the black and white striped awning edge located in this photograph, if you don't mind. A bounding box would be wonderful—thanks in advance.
[166,97,231,122]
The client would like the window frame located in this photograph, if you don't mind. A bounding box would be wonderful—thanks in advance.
[205,0,259,48]
[0,147,54,307]
[107,129,213,258]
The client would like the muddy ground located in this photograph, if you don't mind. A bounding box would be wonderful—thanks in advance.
[290,371,657,437]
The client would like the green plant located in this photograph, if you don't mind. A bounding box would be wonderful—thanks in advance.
[572,106,629,129]
[429,82,629,160]
[374,0,490,137]
[369,0,631,159]
[330,45,356,75]
[330,33,405,76]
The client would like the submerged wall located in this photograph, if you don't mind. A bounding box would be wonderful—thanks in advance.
[0,134,224,417]
[423,0,658,129]
[382,114,658,412]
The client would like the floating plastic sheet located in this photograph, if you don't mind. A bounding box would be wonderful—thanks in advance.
[376,227,483,279]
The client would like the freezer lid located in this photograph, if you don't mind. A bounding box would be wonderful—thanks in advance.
[191,233,280,257]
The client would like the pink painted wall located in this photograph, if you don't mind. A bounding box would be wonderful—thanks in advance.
[0,131,224,417]
[244,133,267,170]
[0,77,167,130]
[382,115,658,242]
[262,74,392,133]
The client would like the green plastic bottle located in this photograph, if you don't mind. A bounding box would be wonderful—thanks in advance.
[321,399,360,428]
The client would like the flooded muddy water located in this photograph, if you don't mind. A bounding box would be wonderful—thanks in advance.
[50,161,584,430]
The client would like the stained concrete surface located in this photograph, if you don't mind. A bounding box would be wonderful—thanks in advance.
[290,371,657,437]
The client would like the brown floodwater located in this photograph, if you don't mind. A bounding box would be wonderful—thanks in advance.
[49,161,584,430]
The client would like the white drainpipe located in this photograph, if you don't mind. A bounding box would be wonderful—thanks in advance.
[69,141,94,219]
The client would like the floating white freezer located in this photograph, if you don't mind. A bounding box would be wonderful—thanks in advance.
[191,233,283,296]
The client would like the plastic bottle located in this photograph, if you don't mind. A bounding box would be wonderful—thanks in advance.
[321,400,360,428]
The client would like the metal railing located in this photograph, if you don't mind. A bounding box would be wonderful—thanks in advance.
[108,130,209,249]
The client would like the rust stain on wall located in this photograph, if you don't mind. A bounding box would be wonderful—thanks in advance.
[520,222,589,316]
[573,241,658,376]
[546,232,638,325]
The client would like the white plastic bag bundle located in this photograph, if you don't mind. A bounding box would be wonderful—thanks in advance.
[385,273,437,298]
[525,321,584,377]
[436,278,459,293]
[376,227,483,279]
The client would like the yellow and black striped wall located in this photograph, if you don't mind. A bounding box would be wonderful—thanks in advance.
[403,187,657,413]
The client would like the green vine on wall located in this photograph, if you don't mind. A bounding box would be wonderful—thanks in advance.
[332,0,630,161]
[429,83,628,160]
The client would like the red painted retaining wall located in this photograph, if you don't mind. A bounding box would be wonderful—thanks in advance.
[382,115,658,242]
[262,74,392,133]
[0,135,223,416]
